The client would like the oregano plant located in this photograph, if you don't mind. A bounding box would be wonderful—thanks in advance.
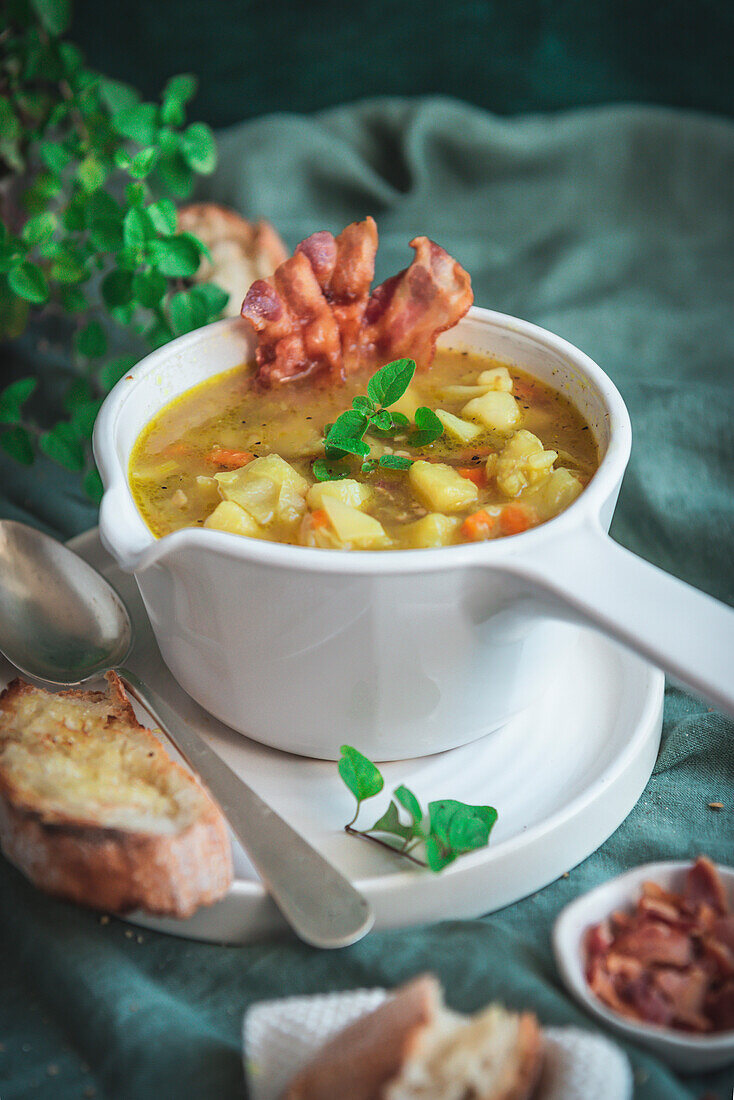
[0,0,228,500]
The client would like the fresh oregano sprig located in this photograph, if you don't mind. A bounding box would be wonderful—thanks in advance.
[312,358,445,482]
[0,0,225,500]
[338,745,498,872]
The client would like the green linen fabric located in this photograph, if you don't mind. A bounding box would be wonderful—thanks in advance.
[0,98,733,1099]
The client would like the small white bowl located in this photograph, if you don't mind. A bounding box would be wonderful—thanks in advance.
[553,861,734,1072]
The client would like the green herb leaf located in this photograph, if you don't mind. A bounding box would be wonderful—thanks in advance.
[123,207,154,249]
[352,395,375,416]
[99,78,139,116]
[39,422,85,471]
[361,459,378,474]
[409,406,444,447]
[77,155,106,193]
[132,268,167,308]
[426,799,498,870]
[113,103,158,145]
[22,212,56,246]
[394,785,424,831]
[180,122,217,174]
[190,282,229,319]
[147,234,200,277]
[30,0,71,36]
[155,152,194,199]
[0,379,37,425]
[312,458,350,482]
[8,261,49,304]
[75,320,107,359]
[369,800,412,844]
[38,141,71,175]
[146,198,177,235]
[378,454,412,470]
[0,426,34,466]
[370,408,394,432]
[101,270,133,308]
[324,409,370,457]
[169,288,208,334]
[125,182,146,207]
[338,745,384,805]
[128,147,158,179]
[367,358,416,408]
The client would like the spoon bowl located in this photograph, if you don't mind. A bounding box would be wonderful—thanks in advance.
[0,519,374,949]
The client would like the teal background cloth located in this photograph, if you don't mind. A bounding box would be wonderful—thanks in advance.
[1,98,733,1098]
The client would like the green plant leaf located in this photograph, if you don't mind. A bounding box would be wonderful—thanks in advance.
[367,358,416,408]
[0,379,37,425]
[69,397,103,439]
[352,394,375,416]
[126,182,146,207]
[39,422,85,471]
[38,141,71,174]
[128,147,158,179]
[324,409,370,457]
[147,234,200,277]
[428,799,497,859]
[169,288,208,334]
[99,355,136,391]
[369,801,412,844]
[189,282,229,318]
[180,122,217,174]
[75,320,107,359]
[338,745,384,805]
[101,270,134,308]
[83,466,104,504]
[88,218,123,252]
[146,198,177,235]
[22,172,62,214]
[60,286,88,313]
[22,212,56,246]
[312,458,350,482]
[409,406,444,447]
[163,73,197,106]
[123,207,154,248]
[99,78,139,116]
[378,454,412,470]
[77,155,107,193]
[132,268,167,308]
[50,252,86,284]
[8,261,49,304]
[0,426,34,466]
[155,151,194,199]
[31,0,71,35]
[394,785,424,831]
[113,103,158,144]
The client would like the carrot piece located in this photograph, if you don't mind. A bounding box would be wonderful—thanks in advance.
[310,509,330,529]
[163,441,191,458]
[457,466,488,488]
[500,503,533,535]
[206,449,254,469]
[461,509,496,541]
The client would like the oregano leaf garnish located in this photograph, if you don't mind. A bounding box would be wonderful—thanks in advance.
[338,746,497,871]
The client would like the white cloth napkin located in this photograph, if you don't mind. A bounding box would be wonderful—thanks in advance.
[244,987,633,1100]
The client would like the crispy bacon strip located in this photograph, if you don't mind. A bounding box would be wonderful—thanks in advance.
[585,856,733,1034]
[241,253,343,384]
[359,236,473,371]
[241,219,473,384]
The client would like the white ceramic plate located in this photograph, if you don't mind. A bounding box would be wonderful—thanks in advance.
[553,861,734,1072]
[0,529,664,945]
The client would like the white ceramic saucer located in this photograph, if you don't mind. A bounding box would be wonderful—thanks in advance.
[0,529,664,945]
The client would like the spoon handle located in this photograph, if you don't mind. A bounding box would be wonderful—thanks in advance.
[119,668,374,949]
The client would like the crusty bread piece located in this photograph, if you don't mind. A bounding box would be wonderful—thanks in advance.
[285,975,543,1100]
[177,202,288,316]
[0,672,232,917]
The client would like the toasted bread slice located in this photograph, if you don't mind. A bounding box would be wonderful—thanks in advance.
[0,672,232,917]
[286,975,543,1100]
[177,203,288,316]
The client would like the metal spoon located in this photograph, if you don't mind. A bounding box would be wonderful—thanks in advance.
[0,520,374,949]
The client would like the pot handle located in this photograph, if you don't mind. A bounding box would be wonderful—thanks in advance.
[506,520,734,716]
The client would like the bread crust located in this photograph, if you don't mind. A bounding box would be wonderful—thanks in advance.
[285,976,440,1100]
[0,673,233,918]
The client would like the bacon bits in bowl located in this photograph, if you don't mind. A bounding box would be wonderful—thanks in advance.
[552,858,734,1072]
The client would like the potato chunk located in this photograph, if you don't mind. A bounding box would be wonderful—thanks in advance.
[409,460,479,512]
[477,366,513,391]
[215,454,307,527]
[388,384,420,419]
[462,390,521,432]
[401,513,461,548]
[435,409,482,443]
[493,429,557,497]
[204,500,264,538]
[320,497,390,549]
[307,479,373,511]
[529,467,583,516]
